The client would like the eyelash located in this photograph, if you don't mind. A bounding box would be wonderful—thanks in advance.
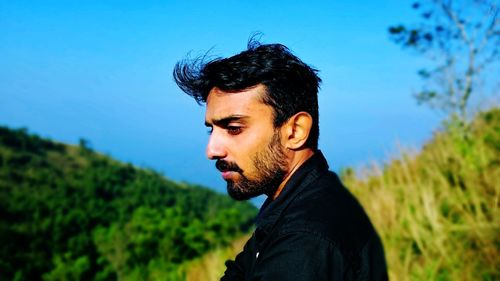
[227,126,242,135]
[207,126,243,135]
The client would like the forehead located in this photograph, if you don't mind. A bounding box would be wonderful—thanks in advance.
[205,84,273,122]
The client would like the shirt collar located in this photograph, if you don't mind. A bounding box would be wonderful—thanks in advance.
[255,150,329,231]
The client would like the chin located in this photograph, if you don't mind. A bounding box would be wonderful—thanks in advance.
[226,184,260,201]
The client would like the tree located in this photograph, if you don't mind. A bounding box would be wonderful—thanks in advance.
[389,0,499,126]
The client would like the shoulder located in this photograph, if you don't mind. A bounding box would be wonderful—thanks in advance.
[279,171,378,253]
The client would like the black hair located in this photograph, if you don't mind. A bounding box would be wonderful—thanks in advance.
[173,39,322,150]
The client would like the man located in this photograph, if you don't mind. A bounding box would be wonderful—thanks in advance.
[174,40,388,280]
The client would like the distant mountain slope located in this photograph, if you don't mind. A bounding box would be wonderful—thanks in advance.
[0,127,257,281]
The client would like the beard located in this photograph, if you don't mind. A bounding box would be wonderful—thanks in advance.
[216,131,288,200]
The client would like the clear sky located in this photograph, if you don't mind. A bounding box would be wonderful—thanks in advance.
[0,1,443,204]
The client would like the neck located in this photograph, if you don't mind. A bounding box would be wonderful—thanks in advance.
[272,149,315,200]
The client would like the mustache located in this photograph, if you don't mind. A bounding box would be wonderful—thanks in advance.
[216,160,243,173]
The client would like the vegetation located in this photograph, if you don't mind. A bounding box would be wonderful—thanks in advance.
[385,3,499,278]
[389,0,499,123]
[387,3,498,278]
[0,126,257,280]
[340,108,499,280]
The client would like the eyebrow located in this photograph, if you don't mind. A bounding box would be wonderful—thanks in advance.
[205,115,249,127]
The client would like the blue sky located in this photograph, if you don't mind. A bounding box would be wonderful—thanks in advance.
[0,1,444,203]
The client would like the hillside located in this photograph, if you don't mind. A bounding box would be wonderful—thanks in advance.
[342,108,499,280]
[0,127,257,280]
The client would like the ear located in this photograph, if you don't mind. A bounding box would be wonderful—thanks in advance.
[281,112,313,150]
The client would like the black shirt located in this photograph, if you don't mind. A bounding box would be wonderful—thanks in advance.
[221,151,388,281]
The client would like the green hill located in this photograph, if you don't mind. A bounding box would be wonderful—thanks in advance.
[0,127,257,281]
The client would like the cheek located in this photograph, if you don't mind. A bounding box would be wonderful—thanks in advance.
[244,125,276,147]
[240,134,275,169]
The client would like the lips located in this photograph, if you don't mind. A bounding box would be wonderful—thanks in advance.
[221,170,236,180]
[216,160,243,179]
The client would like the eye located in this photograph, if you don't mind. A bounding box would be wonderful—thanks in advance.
[207,127,213,135]
[227,126,242,135]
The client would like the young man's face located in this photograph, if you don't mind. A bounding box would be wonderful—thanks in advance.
[205,84,289,200]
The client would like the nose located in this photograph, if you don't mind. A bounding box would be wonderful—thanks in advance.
[206,131,227,160]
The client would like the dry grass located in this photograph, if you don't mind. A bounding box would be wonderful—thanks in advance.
[342,110,499,280]
[185,234,250,281]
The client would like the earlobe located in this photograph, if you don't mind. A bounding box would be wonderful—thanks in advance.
[285,112,313,150]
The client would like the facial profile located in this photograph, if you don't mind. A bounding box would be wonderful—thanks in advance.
[205,85,288,200]
[174,40,322,200]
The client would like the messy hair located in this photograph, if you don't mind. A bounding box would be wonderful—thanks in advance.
[173,39,322,150]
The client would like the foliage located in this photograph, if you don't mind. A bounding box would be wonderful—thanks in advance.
[0,126,257,280]
[389,0,499,123]
[341,107,499,280]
